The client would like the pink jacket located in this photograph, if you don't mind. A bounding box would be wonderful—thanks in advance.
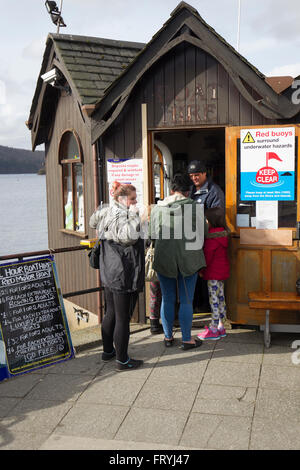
[202,227,230,281]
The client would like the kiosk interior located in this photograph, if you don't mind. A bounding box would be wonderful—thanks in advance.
[148,124,300,329]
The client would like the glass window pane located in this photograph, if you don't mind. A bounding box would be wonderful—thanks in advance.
[63,164,73,230]
[60,132,80,161]
[153,162,162,200]
[74,163,84,232]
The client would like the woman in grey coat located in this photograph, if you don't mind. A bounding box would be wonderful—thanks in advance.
[89,181,145,371]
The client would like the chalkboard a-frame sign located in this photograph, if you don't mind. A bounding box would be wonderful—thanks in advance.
[0,256,74,382]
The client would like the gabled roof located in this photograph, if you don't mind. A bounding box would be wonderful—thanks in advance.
[90,1,300,143]
[27,33,145,148]
[49,34,145,105]
[28,1,300,150]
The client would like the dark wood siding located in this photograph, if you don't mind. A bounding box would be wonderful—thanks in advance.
[102,42,274,161]
[46,93,100,315]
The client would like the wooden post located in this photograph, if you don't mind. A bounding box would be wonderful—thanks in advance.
[139,103,148,324]
[141,103,149,208]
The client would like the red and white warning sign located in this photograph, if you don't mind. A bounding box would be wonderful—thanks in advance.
[240,127,295,201]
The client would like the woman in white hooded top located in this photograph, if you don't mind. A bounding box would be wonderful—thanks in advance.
[89,181,145,371]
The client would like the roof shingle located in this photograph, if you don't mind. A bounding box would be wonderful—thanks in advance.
[51,33,145,105]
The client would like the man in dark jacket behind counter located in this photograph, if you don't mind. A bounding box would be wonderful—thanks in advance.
[187,160,225,313]
[187,160,225,209]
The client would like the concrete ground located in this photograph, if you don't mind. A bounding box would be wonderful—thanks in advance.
[0,322,300,451]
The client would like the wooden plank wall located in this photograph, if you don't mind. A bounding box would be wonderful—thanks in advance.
[103,42,273,162]
[227,239,300,325]
[46,93,100,316]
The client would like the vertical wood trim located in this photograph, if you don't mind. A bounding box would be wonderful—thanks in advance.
[185,45,196,124]
[195,48,206,123]
[174,43,185,124]
[206,55,218,123]
[142,103,149,207]
[225,126,238,232]
[297,127,300,222]
[164,50,175,126]
[148,132,154,204]
[263,249,272,291]
[228,77,240,125]
[154,65,165,126]
[218,64,229,124]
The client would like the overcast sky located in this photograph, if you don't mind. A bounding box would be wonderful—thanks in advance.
[1,0,300,150]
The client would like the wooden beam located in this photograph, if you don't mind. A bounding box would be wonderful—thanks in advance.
[141,103,149,207]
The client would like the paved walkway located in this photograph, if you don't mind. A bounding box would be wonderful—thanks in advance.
[0,324,300,450]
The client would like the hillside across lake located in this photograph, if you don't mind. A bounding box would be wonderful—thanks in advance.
[0,145,45,174]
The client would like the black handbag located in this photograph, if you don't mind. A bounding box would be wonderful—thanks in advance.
[88,240,101,269]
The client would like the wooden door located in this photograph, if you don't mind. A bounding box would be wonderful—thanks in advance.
[225,124,300,325]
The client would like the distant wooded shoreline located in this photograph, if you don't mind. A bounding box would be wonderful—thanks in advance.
[0,145,45,174]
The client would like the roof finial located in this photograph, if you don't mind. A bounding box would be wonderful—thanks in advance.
[170,2,199,17]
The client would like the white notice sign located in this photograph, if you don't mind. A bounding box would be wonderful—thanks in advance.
[256,201,278,229]
[107,159,144,205]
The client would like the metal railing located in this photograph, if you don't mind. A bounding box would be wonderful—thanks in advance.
[0,245,103,300]
[0,244,146,324]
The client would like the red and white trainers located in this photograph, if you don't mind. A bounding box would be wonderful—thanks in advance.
[197,326,221,341]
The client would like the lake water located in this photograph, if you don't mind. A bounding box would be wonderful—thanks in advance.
[0,174,48,256]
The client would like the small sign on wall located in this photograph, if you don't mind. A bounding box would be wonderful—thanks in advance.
[240,127,295,201]
[107,159,144,205]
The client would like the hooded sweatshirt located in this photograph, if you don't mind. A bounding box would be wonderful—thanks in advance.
[150,193,207,279]
[202,227,230,281]
[89,201,143,245]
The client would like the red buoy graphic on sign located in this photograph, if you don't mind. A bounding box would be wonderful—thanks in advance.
[256,152,282,184]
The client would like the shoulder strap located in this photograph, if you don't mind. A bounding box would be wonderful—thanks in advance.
[206,230,229,239]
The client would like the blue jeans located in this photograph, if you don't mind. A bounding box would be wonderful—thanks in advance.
[157,272,198,342]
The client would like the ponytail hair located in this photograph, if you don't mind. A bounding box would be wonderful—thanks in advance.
[111,181,136,201]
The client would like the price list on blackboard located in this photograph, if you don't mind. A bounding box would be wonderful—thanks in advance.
[0,256,74,380]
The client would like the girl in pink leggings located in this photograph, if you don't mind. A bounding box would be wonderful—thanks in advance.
[197,207,230,341]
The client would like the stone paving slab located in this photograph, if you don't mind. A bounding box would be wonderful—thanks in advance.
[254,388,300,424]
[0,373,44,399]
[250,418,300,450]
[77,374,147,407]
[262,344,296,366]
[133,379,199,412]
[192,384,256,418]
[0,398,21,419]
[55,403,130,440]
[1,399,73,434]
[180,413,252,450]
[211,341,264,364]
[202,361,261,388]
[259,364,300,390]
[149,353,209,384]
[220,329,264,344]
[25,373,93,402]
[0,431,51,450]
[115,407,189,447]
[39,434,196,450]
[1,326,300,450]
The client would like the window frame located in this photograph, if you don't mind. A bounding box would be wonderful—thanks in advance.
[58,129,86,236]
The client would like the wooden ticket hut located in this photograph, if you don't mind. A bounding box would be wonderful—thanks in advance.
[28,1,300,327]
